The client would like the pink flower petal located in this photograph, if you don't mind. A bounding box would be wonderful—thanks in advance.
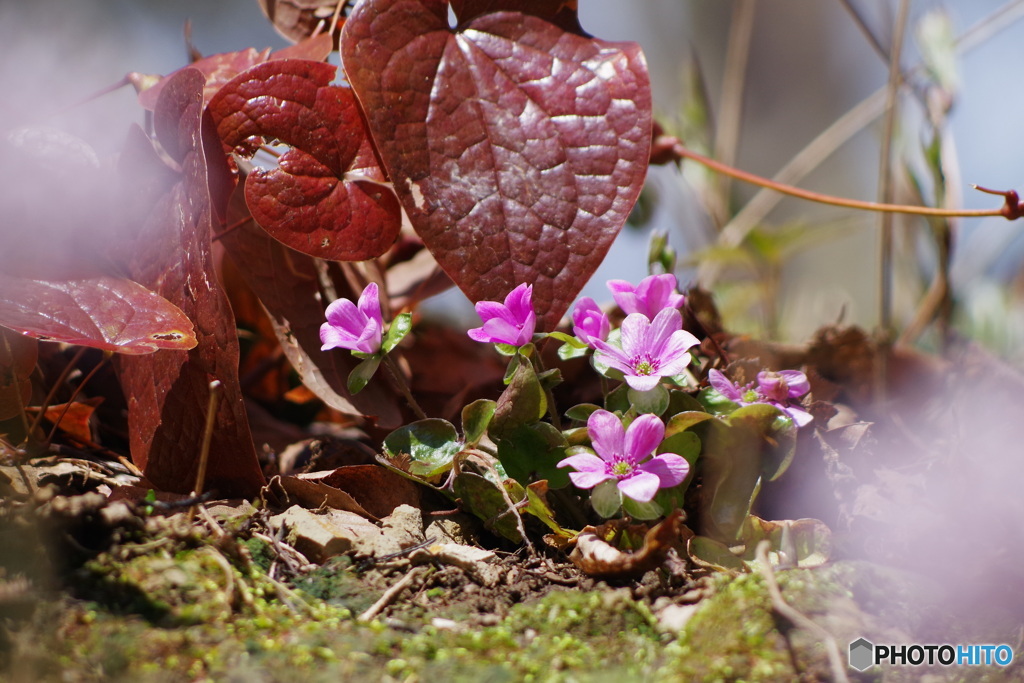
[640,454,689,488]
[618,313,650,358]
[624,413,664,460]
[708,369,742,401]
[357,282,383,328]
[587,409,625,462]
[623,374,660,392]
[617,470,660,502]
[646,308,682,355]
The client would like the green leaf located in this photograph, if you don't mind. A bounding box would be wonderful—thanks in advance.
[547,331,586,348]
[666,390,705,416]
[728,403,797,482]
[347,355,381,394]
[383,418,462,479]
[564,403,602,423]
[687,535,747,573]
[537,367,563,392]
[697,386,740,416]
[627,384,669,416]
[491,355,547,439]
[621,494,663,521]
[590,479,622,518]
[604,383,631,413]
[495,423,569,488]
[452,472,523,543]
[494,343,520,357]
[381,312,412,353]
[696,418,765,543]
[461,398,496,447]
[663,410,715,438]
[558,342,590,361]
[523,481,574,537]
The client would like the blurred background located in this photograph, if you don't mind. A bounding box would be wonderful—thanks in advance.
[2,0,1024,355]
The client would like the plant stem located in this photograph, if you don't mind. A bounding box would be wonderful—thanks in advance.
[528,351,562,431]
[382,353,428,420]
[672,144,1007,220]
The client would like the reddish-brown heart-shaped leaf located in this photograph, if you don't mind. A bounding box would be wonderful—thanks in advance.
[341,0,652,329]
[208,59,402,261]
[0,275,197,354]
[117,68,265,499]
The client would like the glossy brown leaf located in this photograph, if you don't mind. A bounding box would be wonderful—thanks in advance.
[218,167,403,428]
[136,37,334,112]
[0,275,197,354]
[138,48,273,111]
[209,59,402,261]
[341,0,652,329]
[117,68,265,499]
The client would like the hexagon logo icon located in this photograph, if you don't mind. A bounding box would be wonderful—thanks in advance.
[849,638,874,671]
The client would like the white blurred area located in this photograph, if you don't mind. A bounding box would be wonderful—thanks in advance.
[2,0,1023,346]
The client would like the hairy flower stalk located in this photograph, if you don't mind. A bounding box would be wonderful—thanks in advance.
[557,410,688,504]
[592,308,699,391]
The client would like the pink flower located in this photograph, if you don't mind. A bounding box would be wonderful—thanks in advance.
[467,283,537,346]
[607,274,685,320]
[707,368,813,427]
[571,297,610,347]
[592,309,699,391]
[557,410,689,503]
[320,282,384,355]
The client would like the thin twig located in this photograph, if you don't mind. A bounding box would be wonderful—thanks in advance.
[875,0,911,404]
[358,565,427,622]
[700,1,1024,285]
[755,541,849,683]
[675,146,1004,220]
[28,346,87,437]
[191,380,223,508]
[43,352,110,446]
[711,0,757,227]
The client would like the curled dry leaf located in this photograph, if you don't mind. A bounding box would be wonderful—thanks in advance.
[209,59,402,261]
[342,0,652,330]
[569,509,683,579]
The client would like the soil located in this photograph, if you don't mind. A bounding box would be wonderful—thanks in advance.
[1,456,1021,683]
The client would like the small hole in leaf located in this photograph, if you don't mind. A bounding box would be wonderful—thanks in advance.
[321,237,331,248]
[151,332,185,341]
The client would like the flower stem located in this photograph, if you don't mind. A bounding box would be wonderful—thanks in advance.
[381,354,428,421]
[528,351,562,431]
